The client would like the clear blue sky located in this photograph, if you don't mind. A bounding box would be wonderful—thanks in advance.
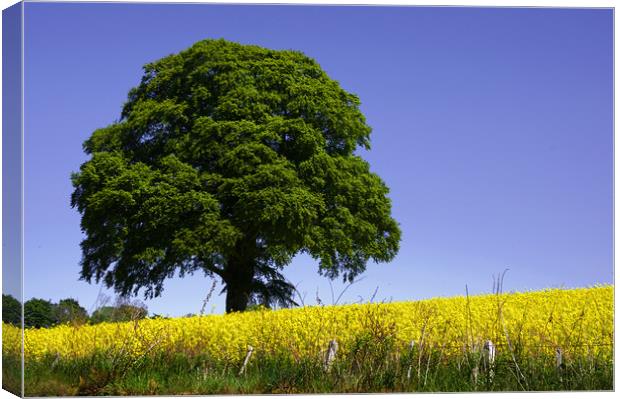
[17,3,613,316]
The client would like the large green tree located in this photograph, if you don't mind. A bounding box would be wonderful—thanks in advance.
[71,39,401,312]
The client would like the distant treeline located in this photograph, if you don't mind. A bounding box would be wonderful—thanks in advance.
[2,294,148,328]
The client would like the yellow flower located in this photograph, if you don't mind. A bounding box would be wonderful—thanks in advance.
[3,286,611,363]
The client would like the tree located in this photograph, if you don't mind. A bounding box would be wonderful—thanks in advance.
[90,305,147,324]
[24,298,57,328]
[89,306,115,324]
[2,294,21,325]
[90,296,148,324]
[114,304,148,322]
[71,39,401,313]
[55,298,88,325]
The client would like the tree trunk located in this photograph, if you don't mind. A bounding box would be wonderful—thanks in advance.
[223,254,255,313]
[225,279,252,313]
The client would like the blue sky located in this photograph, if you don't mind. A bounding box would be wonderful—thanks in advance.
[15,3,613,316]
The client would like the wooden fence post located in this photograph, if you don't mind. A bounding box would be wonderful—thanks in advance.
[483,340,496,367]
[556,347,564,382]
[324,339,338,371]
[407,340,416,380]
[51,352,61,368]
[555,347,563,370]
[483,340,496,383]
[238,345,254,376]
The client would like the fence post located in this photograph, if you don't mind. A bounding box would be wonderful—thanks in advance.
[238,345,254,376]
[483,340,496,383]
[555,347,564,382]
[324,339,338,371]
[407,340,416,380]
[555,347,563,370]
[51,352,61,368]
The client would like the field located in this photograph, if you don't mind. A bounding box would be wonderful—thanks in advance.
[2,285,613,395]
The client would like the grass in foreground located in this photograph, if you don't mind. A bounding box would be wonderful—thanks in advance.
[5,340,613,395]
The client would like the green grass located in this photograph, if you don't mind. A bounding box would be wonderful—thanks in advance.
[4,340,613,396]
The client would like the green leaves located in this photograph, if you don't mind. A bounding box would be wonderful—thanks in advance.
[24,299,57,329]
[2,294,21,326]
[72,39,401,310]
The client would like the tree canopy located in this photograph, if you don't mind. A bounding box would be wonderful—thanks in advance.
[71,39,401,312]
[2,294,21,325]
[55,298,88,325]
[90,304,147,324]
[24,298,57,329]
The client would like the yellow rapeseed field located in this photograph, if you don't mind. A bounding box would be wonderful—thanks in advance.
[3,286,613,363]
